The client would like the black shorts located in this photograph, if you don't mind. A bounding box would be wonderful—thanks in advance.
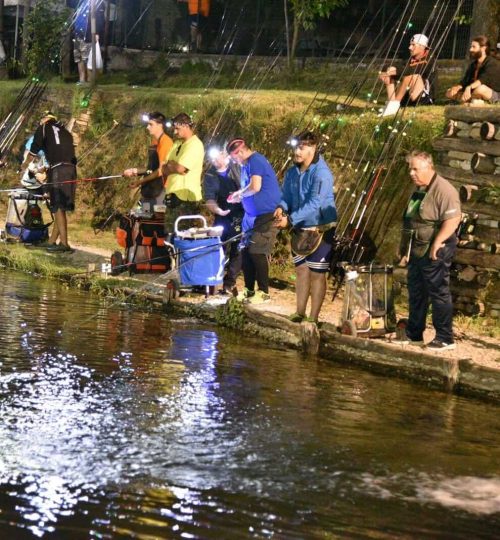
[48,164,76,212]
[401,91,433,107]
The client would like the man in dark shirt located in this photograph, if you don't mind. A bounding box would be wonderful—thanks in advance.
[203,149,243,295]
[446,35,500,103]
[379,34,436,117]
[29,112,77,252]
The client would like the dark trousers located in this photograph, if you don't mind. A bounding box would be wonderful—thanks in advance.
[216,216,242,290]
[406,242,456,343]
[223,240,242,289]
[242,250,269,294]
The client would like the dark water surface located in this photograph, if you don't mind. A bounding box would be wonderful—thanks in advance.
[0,271,499,539]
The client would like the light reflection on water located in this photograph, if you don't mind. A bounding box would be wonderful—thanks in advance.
[0,271,499,538]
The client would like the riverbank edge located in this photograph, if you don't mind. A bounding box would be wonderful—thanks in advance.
[1,248,499,404]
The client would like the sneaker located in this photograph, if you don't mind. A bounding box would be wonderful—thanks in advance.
[34,241,56,249]
[46,243,74,253]
[236,288,253,302]
[379,99,400,117]
[393,334,424,346]
[243,290,270,305]
[426,339,456,351]
[288,312,305,323]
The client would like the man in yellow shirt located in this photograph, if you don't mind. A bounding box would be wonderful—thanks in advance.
[161,112,204,232]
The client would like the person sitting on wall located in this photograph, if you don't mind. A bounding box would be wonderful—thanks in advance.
[178,0,211,53]
[378,33,436,117]
[446,35,500,104]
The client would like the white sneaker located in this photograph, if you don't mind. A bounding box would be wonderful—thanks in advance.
[379,100,400,117]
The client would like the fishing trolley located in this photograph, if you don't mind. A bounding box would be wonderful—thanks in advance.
[340,263,396,338]
[4,189,53,244]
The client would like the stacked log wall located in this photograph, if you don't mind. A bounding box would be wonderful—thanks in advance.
[432,106,500,319]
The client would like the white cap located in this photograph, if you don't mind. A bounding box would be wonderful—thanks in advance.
[411,34,430,48]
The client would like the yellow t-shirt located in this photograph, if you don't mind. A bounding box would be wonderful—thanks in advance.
[165,135,204,202]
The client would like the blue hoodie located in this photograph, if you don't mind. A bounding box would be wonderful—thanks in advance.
[280,156,337,228]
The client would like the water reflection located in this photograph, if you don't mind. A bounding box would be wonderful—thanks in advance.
[0,271,499,538]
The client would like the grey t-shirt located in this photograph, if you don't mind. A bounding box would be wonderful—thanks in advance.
[419,174,461,224]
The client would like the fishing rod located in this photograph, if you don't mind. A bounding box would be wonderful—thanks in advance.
[333,0,447,221]
[352,0,466,261]
[336,0,463,265]
[0,173,124,193]
[0,82,48,157]
[0,78,35,137]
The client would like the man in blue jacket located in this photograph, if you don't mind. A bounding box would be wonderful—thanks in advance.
[274,131,337,323]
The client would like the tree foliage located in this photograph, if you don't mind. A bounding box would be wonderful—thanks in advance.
[23,0,70,77]
[286,0,350,63]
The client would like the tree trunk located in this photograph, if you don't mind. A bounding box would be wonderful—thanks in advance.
[469,0,500,51]
[0,0,6,79]
[290,14,300,66]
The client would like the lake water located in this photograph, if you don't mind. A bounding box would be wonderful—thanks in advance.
[0,270,499,539]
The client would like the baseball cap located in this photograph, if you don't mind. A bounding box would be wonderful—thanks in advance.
[411,34,430,48]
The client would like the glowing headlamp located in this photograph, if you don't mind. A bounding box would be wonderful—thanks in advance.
[141,113,150,123]
[287,137,299,148]
[208,146,221,160]
[165,119,173,129]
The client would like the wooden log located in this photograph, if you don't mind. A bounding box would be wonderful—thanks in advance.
[301,321,320,356]
[432,136,500,157]
[476,218,499,228]
[480,121,498,140]
[449,150,474,160]
[454,248,500,267]
[456,129,472,139]
[469,127,481,139]
[490,243,500,254]
[435,164,498,188]
[449,159,471,170]
[473,225,500,244]
[445,106,500,123]
[456,265,477,282]
[444,119,458,137]
[461,199,498,218]
[459,184,478,202]
[471,152,497,174]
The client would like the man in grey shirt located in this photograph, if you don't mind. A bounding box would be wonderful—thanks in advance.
[399,151,461,351]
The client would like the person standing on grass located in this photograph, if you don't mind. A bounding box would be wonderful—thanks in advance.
[398,151,461,351]
[226,138,281,305]
[28,112,77,253]
[123,112,173,210]
[203,148,244,296]
[161,112,204,233]
[274,131,337,324]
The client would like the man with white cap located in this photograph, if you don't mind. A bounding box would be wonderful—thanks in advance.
[379,33,436,117]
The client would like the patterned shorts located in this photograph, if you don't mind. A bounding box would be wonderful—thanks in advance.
[73,38,91,63]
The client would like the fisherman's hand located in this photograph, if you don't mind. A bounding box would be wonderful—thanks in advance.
[397,255,409,268]
[227,190,243,204]
[273,207,287,228]
[123,168,137,177]
[430,241,444,261]
[35,172,47,182]
[217,208,231,217]
[461,86,472,102]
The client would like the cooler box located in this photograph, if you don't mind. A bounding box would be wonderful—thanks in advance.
[173,215,224,287]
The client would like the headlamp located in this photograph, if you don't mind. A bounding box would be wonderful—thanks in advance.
[165,119,173,129]
[141,113,150,123]
[208,146,221,160]
[287,137,299,148]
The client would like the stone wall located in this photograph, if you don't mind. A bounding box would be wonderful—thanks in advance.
[433,106,500,319]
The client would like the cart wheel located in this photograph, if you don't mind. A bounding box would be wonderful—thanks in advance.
[110,251,124,276]
[341,320,357,338]
[163,279,179,305]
